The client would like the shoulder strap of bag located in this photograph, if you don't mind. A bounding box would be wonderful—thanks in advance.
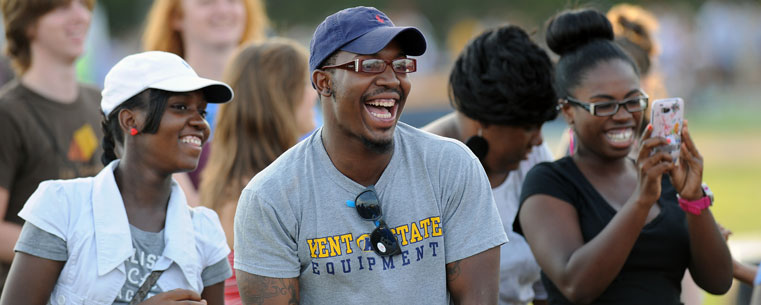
[129,269,165,305]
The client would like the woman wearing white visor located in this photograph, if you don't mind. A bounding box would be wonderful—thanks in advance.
[0,51,234,305]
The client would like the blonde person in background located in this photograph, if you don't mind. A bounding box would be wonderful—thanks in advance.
[143,0,269,206]
[199,38,316,305]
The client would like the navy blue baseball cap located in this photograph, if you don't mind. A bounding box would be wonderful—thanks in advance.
[309,6,427,74]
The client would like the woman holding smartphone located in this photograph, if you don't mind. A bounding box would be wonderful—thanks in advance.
[515,8,732,304]
[0,51,234,305]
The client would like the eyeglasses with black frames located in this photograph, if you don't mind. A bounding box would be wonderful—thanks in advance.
[564,90,649,117]
[347,185,401,256]
[322,58,417,74]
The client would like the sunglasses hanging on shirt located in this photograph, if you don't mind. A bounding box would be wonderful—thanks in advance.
[346,185,401,256]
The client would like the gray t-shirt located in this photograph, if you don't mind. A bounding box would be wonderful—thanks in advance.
[234,123,508,304]
[16,222,231,304]
[113,225,165,303]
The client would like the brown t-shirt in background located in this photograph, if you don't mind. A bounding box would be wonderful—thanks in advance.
[0,79,104,225]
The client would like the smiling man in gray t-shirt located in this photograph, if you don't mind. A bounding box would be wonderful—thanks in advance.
[234,6,507,305]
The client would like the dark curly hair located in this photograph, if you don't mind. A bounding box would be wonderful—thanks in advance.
[449,25,557,127]
[100,89,172,165]
[546,8,640,98]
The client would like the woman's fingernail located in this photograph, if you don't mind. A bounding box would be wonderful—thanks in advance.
[647,124,652,131]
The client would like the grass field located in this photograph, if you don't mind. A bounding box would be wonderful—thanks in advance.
[690,103,761,233]
[690,109,761,305]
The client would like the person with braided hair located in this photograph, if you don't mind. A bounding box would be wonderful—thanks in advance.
[422,24,557,305]
[1,51,234,305]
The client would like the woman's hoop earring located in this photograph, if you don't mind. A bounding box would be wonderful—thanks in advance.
[465,128,488,163]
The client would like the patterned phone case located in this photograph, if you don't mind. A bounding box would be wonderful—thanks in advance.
[650,98,684,162]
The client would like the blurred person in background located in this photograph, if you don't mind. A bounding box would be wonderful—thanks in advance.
[515,8,732,304]
[422,25,556,305]
[717,225,760,286]
[143,0,269,205]
[0,51,233,305]
[0,0,102,292]
[199,38,315,305]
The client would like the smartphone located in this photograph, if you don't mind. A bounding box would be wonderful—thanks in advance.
[650,98,684,163]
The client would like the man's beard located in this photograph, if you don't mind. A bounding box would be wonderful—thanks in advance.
[360,134,393,154]
[335,120,394,154]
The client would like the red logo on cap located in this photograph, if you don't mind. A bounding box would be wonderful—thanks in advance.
[375,14,385,23]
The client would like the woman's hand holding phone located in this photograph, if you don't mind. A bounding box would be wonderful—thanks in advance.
[668,120,704,201]
[634,125,675,208]
[648,97,702,200]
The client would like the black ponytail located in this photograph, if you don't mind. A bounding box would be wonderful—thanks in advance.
[546,8,639,98]
[99,89,171,165]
